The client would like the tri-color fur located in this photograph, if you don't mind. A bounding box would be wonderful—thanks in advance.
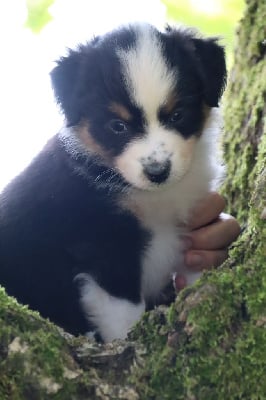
[0,24,226,342]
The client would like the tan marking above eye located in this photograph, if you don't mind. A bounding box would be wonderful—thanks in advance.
[109,102,132,121]
[162,93,178,114]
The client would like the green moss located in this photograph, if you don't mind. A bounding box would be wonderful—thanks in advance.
[0,286,142,399]
[131,257,266,398]
[0,287,96,399]
[222,0,266,224]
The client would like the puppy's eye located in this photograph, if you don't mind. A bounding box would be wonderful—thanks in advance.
[108,119,128,134]
[168,109,183,124]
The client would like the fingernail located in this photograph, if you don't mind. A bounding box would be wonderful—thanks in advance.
[187,253,203,268]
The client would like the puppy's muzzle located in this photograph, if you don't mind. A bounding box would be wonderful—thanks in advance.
[142,159,171,184]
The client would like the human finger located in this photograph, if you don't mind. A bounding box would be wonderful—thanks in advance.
[187,213,241,250]
[188,192,226,230]
[184,249,229,271]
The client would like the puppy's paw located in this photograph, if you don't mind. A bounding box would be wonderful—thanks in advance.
[74,273,145,342]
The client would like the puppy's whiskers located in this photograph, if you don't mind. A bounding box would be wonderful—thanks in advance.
[94,167,128,194]
[95,169,113,183]
[107,173,124,194]
[120,183,131,195]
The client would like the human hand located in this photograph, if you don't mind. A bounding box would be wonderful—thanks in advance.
[175,192,241,290]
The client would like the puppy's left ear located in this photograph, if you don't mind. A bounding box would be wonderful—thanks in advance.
[50,47,88,125]
[191,37,227,107]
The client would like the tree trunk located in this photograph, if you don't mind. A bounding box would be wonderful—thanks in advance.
[0,0,265,398]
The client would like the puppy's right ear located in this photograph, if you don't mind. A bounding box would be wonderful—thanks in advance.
[50,48,85,126]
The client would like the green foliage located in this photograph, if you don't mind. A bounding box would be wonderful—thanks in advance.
[25,0,54,33]
[161,0,245,66]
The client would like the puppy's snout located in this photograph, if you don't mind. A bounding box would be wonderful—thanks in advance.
[143,159,171,184]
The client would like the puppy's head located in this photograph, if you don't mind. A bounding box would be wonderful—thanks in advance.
[51,24,226,190]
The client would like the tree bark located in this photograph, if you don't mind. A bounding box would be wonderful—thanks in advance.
[0,0,265,398]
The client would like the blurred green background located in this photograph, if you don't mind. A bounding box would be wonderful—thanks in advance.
[162,0,245,66]
[25,0,245,66]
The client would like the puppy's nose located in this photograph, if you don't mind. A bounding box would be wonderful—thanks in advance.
[143,159,171,184]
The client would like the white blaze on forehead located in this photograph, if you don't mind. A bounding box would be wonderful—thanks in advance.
[117,25,177,121]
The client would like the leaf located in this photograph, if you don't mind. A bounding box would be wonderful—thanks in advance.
[25,0,55,33]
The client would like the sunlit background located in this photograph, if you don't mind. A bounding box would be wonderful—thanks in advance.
[0,0,244,190]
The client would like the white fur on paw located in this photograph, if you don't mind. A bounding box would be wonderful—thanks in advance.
[75,273,145,342]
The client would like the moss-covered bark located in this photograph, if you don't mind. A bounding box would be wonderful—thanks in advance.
[0,0,265,398]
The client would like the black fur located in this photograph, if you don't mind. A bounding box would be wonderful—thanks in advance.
[0,136,145,334]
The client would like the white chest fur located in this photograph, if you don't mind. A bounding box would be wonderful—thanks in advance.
[141,224,183,300]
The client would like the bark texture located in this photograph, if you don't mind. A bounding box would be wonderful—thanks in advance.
[0,0,265,398]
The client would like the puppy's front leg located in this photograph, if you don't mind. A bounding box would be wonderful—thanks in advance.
[75,273,145,342]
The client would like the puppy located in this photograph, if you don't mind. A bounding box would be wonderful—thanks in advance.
[0,24,226,342]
